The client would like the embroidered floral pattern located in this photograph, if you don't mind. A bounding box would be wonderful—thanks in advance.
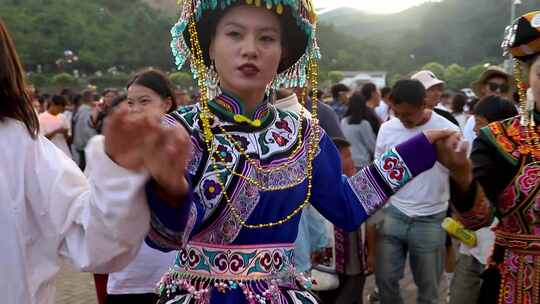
[518,165,540,196]
[452,185,493,230]
[202,180,222,200]
[498,186,518,214]
[175,243,295,278]
[497,134,516,154]
[500,214,523,234]
[374,148,412,192]
[348,168,387,216]
[155,243,316,304]
[230,135,250,150]
[213,145,233,163]
[276,119,292,133]
[272,132,289,146]
[483,118,521,165]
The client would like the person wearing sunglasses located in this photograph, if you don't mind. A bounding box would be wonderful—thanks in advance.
[472,66,514,100]
[463,66,515,145]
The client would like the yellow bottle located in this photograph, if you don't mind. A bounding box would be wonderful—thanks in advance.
[441,217,477,247]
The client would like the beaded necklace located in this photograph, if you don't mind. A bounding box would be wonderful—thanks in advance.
[514,59,540,162]
[187,16,321,229]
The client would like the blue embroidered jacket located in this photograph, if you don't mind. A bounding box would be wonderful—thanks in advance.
[144,93,437,304]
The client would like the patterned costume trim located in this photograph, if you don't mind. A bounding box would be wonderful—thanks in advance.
[347,167,388,216]
[496,247,540,304]
[148,203,199,250]
[495,231,540,251]
[481,116,522,166]
[157,242,315,304]
[451,184,494,230]
[373,148,412,193]
[174,242,295,279]
[170,102,318,245]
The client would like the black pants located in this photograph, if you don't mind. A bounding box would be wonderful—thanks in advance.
[106,293,159,304]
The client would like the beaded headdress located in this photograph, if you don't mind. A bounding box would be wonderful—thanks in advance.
[171,0,320,91]
[170,0,322,229]
[502,10,540,127]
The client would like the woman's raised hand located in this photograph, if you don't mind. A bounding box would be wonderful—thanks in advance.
[104,107,192,200]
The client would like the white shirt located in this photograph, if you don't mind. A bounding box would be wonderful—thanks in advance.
[452,113,469,131]
[463,115,477,144]
[274,93,311,119]
[375,101,391,122]
[0,118,150,304]
[458,219,498,265]
[375,112,460,217]
[38,111,71,157]
[107,242,176,294]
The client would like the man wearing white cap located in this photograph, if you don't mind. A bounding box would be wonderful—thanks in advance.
[411,70,460,127]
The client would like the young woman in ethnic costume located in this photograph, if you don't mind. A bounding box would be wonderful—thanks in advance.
[145,1,462,303]
[447,11,540,304]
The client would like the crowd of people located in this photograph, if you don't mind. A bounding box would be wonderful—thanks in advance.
[1,2,540,304]
[24,57,534,304]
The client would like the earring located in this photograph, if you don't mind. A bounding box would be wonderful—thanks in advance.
[207,59,220,100]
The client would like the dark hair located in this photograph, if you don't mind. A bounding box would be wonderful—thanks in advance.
[101,88,119,97]
[452,94,467,114]
[50,95,67,107]
[332,137,351,151]
[81,90,94,104]
[390,79,426,107]
[527,53,540,67]
[110,94,127,110]
[39,93,51,104]
[0,18,39,137]
[360,83,377,100]
[513,91,520,105]
[345,92,369,124]
[467,98,479,114]
[204,4,306,74]
[331,83,350,99]
[72,93,82,107]
[60,88,72,96]
[127,68,177,113]
[381,87,392,98]
[473,96,518,123]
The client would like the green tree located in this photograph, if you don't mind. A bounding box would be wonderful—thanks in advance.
[52,73,76,87]
[28,73,50,88]
[463,64,488,89]
[421,62,446,80]
[328,71,345,84]
[444,64,467,91]
[388,73,404,87]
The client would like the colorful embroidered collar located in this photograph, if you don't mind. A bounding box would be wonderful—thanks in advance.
[209,91,272,128]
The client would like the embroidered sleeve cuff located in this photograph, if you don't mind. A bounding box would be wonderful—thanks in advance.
[145,179,199,251]
[450,181,494,230]
[394,133,437,177]
[348,133,437,217]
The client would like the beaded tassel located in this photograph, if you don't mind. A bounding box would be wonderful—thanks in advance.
[157,268,314,304]
[513,59,540,162]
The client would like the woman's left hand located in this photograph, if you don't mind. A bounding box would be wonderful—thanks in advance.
[141,116,192,204]
[434,132,474,190]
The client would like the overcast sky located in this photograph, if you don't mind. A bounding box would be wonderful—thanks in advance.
[314,0,438,14]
